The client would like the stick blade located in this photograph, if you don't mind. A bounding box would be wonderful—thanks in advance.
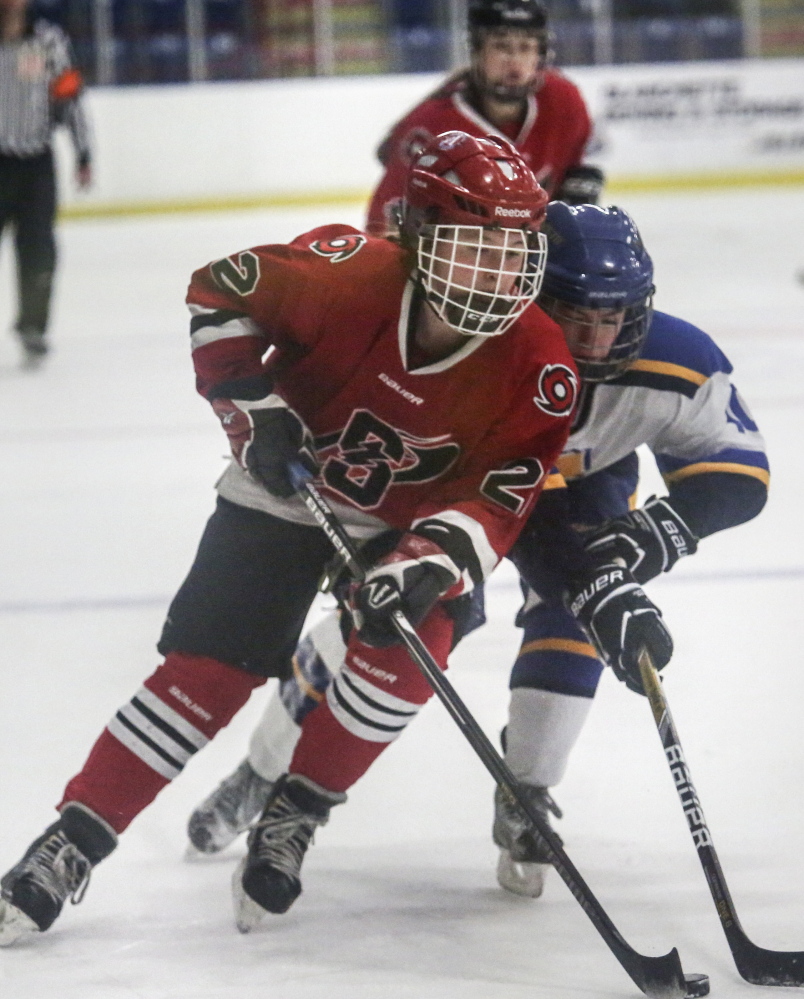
[733,938,804,987]
[621,946,692,999]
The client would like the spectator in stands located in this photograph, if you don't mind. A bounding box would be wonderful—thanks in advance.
[0,0,92,363]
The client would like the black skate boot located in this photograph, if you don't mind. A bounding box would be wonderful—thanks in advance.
[492,783,562,898]
[187,759,274,855]
[0,802,117,945]
[232,774,345,932]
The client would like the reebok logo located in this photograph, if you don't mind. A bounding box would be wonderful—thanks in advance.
[494,206,530,218]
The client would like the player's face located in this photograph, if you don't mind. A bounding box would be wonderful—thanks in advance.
[429,226,527,302]
[476,30,545,101]
[418,225,543,335]
[551,303,626,360]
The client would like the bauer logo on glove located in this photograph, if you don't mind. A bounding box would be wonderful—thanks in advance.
[568,567,625,617]
[583,496,697,585]
[565,560,673,695]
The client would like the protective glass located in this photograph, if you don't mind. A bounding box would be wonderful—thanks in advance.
[417,225,548,336]
[541,294,654,381]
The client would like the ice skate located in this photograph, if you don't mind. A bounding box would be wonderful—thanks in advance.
[0,803,117,945]
[233,774,345,931]
[187,759,274,855]
[493,783,562,898]
[16,326,49,367]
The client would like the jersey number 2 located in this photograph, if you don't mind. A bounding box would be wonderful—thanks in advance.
[210,251,260,297]
[481,458,544,515]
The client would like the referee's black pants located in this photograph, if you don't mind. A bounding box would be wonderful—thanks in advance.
[0,150,57,335]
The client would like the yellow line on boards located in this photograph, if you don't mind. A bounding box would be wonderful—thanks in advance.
[607,170,804,193]
[59,188,372,221]
[58,171,804,221]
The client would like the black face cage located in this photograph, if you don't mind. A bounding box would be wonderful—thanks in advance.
[540,293,654,382]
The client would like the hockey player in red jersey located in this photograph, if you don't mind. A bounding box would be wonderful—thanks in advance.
[0,130,579,945]
[367,0,603,236]
[186,204,767,912]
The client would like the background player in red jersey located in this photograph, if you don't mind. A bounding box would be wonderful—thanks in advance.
[367,0,604,236]
[0,130,578,946]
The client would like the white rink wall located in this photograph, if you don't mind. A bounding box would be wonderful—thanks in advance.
[55,57,804,217]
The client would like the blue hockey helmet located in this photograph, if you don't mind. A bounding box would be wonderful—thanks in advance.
[539,203,654,381]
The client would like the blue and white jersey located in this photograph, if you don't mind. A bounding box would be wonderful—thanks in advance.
[509,311,769,697]
[548,310,769,509]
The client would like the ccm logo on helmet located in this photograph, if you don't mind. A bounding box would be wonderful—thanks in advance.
[310,234,367,263]
[533,364,578,417]
[495,206,531,218]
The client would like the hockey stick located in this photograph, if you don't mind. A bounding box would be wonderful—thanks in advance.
[290,464,704,999]
[638,648,804,986]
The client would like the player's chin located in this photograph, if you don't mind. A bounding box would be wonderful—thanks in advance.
[488,82,535,103]
[444,294,515,334]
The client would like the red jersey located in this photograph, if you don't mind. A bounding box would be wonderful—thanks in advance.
[367,69,591,235]
[187,225,577,587]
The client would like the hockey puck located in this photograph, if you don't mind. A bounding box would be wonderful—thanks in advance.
[684,973,710,997]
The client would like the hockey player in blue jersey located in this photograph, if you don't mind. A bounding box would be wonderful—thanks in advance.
[489,202,768,896]
[185,203,769,901]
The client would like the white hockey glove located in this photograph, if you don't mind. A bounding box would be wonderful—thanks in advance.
[349,533,461,648]
[565,562,673,695]
[211,392,319,499]
[582,496,697,585]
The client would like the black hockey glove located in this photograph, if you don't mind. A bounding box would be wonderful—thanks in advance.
[582,496,698,586]
[211,393,319,499]
[349,533,462,648]
[565,562,673,695]
[554,165,605,206]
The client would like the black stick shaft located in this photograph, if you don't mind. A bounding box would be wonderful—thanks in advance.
[292,467,691,998]
[638,649,804,986]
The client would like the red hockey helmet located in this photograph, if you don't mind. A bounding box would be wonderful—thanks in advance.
[401,130,549,336]
[403,130,547,236]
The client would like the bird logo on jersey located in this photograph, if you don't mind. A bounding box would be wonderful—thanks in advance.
[533,364,578,417]
[314,409,460,510]
[309,234,367,263]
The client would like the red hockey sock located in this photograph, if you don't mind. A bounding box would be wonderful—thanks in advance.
[290,607,453,793]
[60,652,264,833]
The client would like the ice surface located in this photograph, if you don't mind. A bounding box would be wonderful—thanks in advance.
[1,187,804,998]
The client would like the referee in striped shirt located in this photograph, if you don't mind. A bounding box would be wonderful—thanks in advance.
[1,0,92,362]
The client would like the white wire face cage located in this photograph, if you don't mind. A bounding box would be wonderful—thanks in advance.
[417,225,548,336]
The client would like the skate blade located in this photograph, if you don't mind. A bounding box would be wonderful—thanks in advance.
[21,352,47,372]
[231,858,268,933]
[0,898,40,946]
[184,842,211,863]
[496,850,548,898]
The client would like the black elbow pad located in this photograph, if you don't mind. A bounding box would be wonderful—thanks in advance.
[554,165,605,206]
